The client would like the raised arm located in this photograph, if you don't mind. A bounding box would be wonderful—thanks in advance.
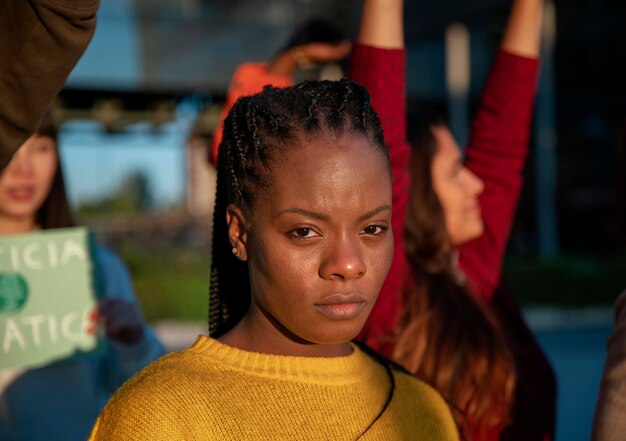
[0,0,99,169]
[350,0,408,352]
[458,0,543,300]
[593,290,626,440]
[501,0,543,58]
[209,20,351,166]
[357,0,403,49]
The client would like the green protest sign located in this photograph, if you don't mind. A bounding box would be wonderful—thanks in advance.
[0,227,103,369]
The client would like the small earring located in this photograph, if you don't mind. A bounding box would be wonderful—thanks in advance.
[231,247,239,257]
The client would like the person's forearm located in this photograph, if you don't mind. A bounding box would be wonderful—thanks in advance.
[357,0,404,49]
[0,0,99,169]
[501,0,543,57]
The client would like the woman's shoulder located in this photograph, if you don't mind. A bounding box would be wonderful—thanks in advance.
[90,344,222,439]
[391,370,460,439]
[107,347,200,397]
[393,370,449,408]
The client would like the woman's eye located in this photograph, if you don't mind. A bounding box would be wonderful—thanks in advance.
[362,225,387,236]
[35,143,53,153]
[295,228,311,237]
[290,227,319,239]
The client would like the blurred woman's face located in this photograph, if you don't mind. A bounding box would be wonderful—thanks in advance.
[0,134,58,229]
[431,126,485,245]
[229,132,393,356]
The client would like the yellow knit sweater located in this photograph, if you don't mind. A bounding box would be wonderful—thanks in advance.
[89,336,459,440]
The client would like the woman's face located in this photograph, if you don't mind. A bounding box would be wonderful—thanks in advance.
[231,132,393,354]
[431,126,485,245]
[0,134,58,227]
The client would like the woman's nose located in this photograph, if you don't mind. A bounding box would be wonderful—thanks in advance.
[465,168,484,196]
[319,237,367,281]
[8,149,34,175]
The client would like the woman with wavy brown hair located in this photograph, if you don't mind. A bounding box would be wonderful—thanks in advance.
[397,110,517,438]
[353,0,555,440]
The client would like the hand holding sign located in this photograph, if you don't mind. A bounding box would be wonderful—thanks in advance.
[98,298,144,344]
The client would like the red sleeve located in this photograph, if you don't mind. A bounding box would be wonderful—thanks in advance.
[458,50,539,300]
[349,43,410,353]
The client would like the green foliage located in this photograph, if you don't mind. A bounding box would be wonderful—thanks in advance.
[503,254,626,307]
[117,246,210,323]
[77,170,155,215]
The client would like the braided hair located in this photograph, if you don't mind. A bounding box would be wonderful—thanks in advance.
[209,78,388,337]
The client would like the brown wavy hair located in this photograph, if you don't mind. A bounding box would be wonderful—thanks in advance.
[392,112,515,439]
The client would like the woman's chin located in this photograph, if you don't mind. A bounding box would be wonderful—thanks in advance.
[452,223,485,246]
[304,324,364,346]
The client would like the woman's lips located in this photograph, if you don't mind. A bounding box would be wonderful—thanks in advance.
[314,293,367,321]
[466,203,482,218]
[7,186,35,202]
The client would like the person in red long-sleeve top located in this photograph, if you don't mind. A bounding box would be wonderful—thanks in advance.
[351,1,556,440]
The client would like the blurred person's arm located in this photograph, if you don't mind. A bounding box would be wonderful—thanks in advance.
[350,0,408,353]
[0,0,99,169]
[94,246,166,391]
[501,0,543,58]
[356,0,403,49]
[592,291,626,441]
[210,38,350,167]
[458,0,542,300]
[209,62,294,166]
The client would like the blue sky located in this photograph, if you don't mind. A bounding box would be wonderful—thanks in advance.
[60,0,190,210]
[59,0,174,210]
[59,120,189,210]
[67,0,140,90]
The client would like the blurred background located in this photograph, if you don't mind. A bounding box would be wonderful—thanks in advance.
[52,1,625,439]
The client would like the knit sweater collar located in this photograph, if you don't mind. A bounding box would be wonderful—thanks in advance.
[188,335,375,385]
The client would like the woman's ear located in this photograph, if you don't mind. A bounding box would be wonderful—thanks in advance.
[226,204,249,261]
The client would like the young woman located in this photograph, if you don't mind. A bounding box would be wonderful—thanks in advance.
[89,79,460,440]
[352,0,556,440]
[0,113,165,441]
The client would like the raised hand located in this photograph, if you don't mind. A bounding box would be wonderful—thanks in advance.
[98,298,144,344]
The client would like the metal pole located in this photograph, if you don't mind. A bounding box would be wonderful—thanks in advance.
[445,22,471,148]
[534,0,559,259]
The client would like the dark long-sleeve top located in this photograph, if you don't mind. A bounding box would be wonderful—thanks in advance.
[0,0,99,169]
[350,43,556,441]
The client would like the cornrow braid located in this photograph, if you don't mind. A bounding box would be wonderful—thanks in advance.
[209,78,388,337]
